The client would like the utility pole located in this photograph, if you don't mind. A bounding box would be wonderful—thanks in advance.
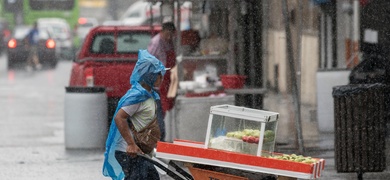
[282,0,305,154]
[5,0,24,25]
[108,0,119,20]
[352,0,360,67]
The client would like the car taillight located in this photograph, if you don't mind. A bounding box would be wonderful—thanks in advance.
[3,29,11,38]
[8,39,17,48]
[85,68,94,87]
[46,39,56,49]
[78,17,87,25]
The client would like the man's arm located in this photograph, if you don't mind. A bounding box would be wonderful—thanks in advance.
[114,109,143,155]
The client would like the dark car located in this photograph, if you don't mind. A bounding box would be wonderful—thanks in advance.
[0,18,11,53]
[7,26,57,69]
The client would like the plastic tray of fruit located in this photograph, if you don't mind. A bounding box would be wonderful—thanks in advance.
[209,136,274,155]
[209,129,275,154]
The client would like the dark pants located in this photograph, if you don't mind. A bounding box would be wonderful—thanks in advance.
[115,151,159,180]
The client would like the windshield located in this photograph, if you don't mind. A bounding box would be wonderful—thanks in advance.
[117,32,151,54]
[90,33,115,54]
[90,32,151,54]
[38,21,71,39]
[14,27,50,39]
[14,27,31,39]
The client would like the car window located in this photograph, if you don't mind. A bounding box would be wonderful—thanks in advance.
[90,33,115,54]
[14,28,31,39]
[38,30,50,39]
[127,11,141,18]
[50,25,69,36]
[38,20,71,38]
[79,23,95,28]
[14,27,49,40]
[117,32,151,54]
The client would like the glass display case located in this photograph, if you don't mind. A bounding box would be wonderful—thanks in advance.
[205,104,279,157]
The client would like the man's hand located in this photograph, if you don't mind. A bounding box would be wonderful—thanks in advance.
[126,144,143,158]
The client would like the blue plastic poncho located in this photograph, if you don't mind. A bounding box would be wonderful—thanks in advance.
[102,50,166,180]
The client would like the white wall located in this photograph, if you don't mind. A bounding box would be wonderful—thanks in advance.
[316,70,351,132]
[267,30,319,106]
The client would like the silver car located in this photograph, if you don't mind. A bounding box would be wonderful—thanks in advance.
[37,18,74,60]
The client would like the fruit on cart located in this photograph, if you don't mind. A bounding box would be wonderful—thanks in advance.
[243,129,260,137]
[226,132,234,138]
[264,130,275,140]
[226,129,261,139]
[247,136,256,143]
[242,136,248,142]
[225,129,275,144]
[242,135,260,144]
[226,131,245,139]
[269,154,318,164]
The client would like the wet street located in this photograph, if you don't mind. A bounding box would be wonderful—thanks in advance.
[0,54,106,179]
[0,53,175,180]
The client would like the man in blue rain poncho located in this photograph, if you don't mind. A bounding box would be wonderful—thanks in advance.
[103,50,167,180]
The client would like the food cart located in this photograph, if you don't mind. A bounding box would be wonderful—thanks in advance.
[156,104,325,179]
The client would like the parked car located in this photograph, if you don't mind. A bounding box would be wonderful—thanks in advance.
[7,26,57,69]
[120,1,191,30]
[120,1,161,26]
[37,18,74,60]
[0,18,11,53]
[69,25,161,124]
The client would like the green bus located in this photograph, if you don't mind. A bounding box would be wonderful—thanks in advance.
[0,0,79,29]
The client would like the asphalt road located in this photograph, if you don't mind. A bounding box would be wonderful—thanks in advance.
[0,53,178,180]
[0,54,109,180]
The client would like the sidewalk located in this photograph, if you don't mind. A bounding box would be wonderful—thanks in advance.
[263,91,390,179]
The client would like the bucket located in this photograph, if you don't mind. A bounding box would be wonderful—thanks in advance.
[64,86,107,149]
[220,75,247,89]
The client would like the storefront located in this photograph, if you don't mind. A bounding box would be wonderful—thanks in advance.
[146,0,267,142]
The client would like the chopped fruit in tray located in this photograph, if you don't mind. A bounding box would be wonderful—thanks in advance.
[242,136,259,143]
[225,129,275,144]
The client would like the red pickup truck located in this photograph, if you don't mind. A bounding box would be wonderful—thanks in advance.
[69,25,161,122]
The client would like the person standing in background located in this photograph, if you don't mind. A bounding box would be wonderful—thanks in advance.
[25,21,42,71]
[148,22,177,142]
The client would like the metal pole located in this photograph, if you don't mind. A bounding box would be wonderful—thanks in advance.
[176,0,182,56]
[150,2,154,31]
[109,0,118,20]
[237,1,245,76]
[262,0,270,89]
[228,0,237,74]
[281,0,305,154]
[353,0,359,45]
[297,0,303,98]
[352,0,360,66]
